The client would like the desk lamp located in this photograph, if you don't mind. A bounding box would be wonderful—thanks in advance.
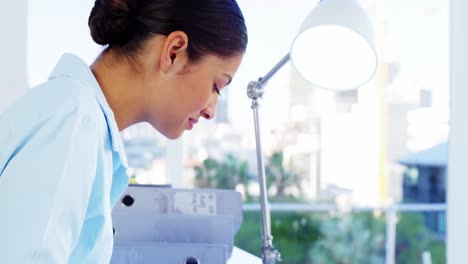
[246,0,378,263]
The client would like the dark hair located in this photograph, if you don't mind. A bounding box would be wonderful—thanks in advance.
[88,0,248,62]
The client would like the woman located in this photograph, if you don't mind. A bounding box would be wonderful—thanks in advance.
[0,0,247,262]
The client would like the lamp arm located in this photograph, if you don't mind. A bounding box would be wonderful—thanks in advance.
[246,53,290,264]
[247,53,290,100]
[259,53,291,87]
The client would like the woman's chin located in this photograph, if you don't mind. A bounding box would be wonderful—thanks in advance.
[148,123,184,140]
[163,129,184,140]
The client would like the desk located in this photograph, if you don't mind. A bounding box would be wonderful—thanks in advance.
[228,247,262,264]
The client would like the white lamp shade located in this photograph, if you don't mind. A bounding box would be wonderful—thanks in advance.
[290,0,377,91]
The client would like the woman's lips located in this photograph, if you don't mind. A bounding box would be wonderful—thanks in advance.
[187,118,198,130]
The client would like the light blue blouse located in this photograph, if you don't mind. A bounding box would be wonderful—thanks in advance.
[0,54,129,263]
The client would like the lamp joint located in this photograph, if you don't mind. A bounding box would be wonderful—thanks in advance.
[247,80,264,100]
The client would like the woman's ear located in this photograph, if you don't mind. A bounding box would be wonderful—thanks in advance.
[160,31,189,74]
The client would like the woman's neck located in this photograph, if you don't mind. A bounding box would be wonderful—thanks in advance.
[90,52,147,131]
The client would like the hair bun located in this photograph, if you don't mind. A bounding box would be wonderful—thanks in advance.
[88,0,137,46]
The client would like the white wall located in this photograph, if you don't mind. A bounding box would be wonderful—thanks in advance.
[447,0,468,262]
[0,1,28,113]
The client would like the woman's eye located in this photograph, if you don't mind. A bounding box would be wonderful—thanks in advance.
[213,84,221,96]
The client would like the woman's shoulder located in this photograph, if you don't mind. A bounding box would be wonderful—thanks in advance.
[1,77,105,131]
[34,77,101,113]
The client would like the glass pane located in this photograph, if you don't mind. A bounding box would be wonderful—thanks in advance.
[187,0,449,261]
[26,0,449,261]
[396,212,446,264]
[236,211,386,264]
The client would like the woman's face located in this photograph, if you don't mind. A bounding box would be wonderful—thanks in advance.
[148,53,243,139]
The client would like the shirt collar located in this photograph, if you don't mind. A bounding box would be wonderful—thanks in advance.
[48,53,128,168]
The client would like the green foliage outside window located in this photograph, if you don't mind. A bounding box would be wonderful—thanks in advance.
[193,152,446,263]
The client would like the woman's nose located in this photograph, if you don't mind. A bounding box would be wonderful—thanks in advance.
[201,94,218,120]
[201,109,213,119]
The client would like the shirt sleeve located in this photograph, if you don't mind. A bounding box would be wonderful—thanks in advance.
[0,107,100,263]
